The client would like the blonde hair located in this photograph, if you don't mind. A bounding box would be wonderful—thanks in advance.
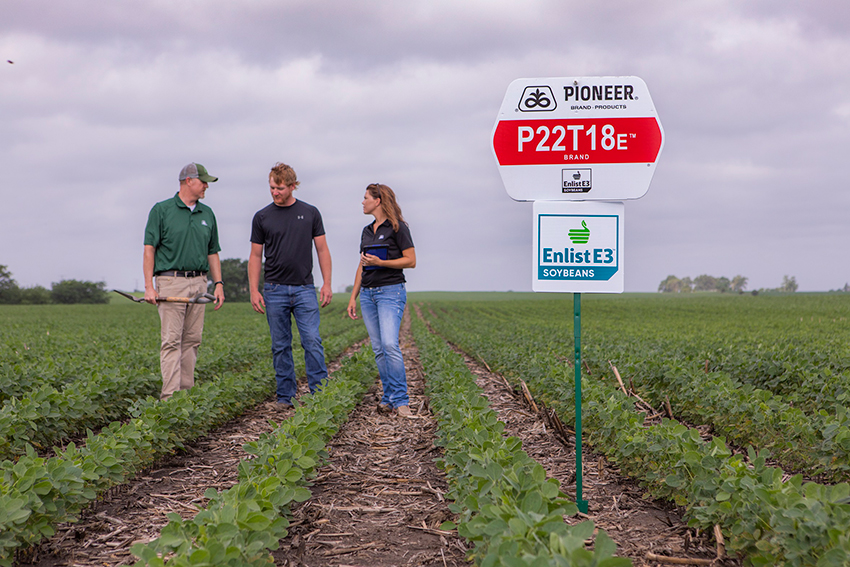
[367,183,405,232]
[269,162,300,187]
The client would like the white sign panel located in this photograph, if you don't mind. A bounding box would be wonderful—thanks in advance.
[493,76,664,201]
[533,201,624,293]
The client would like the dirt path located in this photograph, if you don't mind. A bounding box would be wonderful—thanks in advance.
[273,312,470,566]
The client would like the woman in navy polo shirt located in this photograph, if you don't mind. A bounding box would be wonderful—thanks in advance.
[347,183,416,417]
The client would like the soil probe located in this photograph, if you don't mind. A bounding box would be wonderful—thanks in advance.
[113,290,217,304]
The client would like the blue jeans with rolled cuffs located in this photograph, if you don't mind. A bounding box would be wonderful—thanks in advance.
[263,283,327,404]
[359,283,408,408]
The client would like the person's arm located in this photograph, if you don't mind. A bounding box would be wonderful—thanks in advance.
[143,245,158,305]
[207,253,225,310]
[314,234,333,307]
[347,264,363,320]
[361,247,416,270]
[248,242,265,314]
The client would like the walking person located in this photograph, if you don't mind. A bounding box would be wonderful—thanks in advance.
[347,183,416,417]
[249,163,333,407]
[143,163,225,400]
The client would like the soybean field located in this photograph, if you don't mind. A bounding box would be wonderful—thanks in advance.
[417,291,850,566]
[2,292,850,566]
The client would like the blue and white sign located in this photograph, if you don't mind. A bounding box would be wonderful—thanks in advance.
[533,201,624,293]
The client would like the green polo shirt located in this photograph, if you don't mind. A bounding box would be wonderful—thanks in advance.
[144,193,221,273]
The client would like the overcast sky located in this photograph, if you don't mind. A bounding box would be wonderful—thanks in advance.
[2,0,849,294]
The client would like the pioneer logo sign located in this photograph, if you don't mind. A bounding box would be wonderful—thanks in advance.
[519,86,557,112]
[533,201,624,293]
[493,76,664,202]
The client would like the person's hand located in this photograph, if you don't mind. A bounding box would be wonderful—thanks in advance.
[144,287,159,305]
[250,290,265,314]
[319,284,333,307]
[360,252,383,268]
[213,285,225,311]
[347,299,359,320]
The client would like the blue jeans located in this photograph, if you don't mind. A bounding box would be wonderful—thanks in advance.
[360,283,408,408]
[264,283,327,404]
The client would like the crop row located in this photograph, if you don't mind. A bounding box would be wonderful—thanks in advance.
[0,363,273,565]
[472,302,850,482]
[587,345,850,482]
[0,304,161,402]
[0,302,366,401]
[422,299,850,482]
[423,295,850,414]
[411,311,629,567]
[416,299,850,566]
[0,303,366,464]
[130,350,377,567]
[0,302,367,566]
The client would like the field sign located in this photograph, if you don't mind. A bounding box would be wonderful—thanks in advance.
[533,201,624,293]
[493,76,664,201]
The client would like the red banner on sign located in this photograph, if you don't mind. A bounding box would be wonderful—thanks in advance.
[493,117,662,166]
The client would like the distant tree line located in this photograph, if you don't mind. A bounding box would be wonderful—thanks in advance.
[0,265,109,304]
[212,258,259,303]
[761,276,799,294]
[658,274,749,293]
[1,260,262,305]
[658,274,799,294]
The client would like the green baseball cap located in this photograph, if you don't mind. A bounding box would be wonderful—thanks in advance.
[179,163,218,183]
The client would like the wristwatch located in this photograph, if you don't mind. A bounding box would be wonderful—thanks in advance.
[213,281,224,286]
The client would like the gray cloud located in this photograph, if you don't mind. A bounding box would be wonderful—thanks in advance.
[2,0,849,294]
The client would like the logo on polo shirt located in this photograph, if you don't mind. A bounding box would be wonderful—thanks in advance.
[378,235,385,240]
[201,220,208,226]
[297,215,304,220]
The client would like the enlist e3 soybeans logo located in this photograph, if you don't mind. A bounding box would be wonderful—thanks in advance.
[562,169,592,193]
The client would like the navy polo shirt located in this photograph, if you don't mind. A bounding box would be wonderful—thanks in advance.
[359,219,414,288]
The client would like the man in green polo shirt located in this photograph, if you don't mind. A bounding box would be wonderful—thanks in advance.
[143,163,225,400]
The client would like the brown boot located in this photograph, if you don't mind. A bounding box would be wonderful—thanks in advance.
[396,405,413,418]
[377,403,392,414]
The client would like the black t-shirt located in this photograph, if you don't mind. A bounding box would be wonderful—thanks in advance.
[359,219,414,288]
[251,200,325,285]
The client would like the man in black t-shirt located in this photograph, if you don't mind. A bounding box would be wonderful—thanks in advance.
[248,163,333,406]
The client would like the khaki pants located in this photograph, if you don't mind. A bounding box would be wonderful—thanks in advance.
[156,275,208,400]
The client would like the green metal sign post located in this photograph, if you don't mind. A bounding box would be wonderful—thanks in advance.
[494,76,664,517]
[574,292,588,513]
